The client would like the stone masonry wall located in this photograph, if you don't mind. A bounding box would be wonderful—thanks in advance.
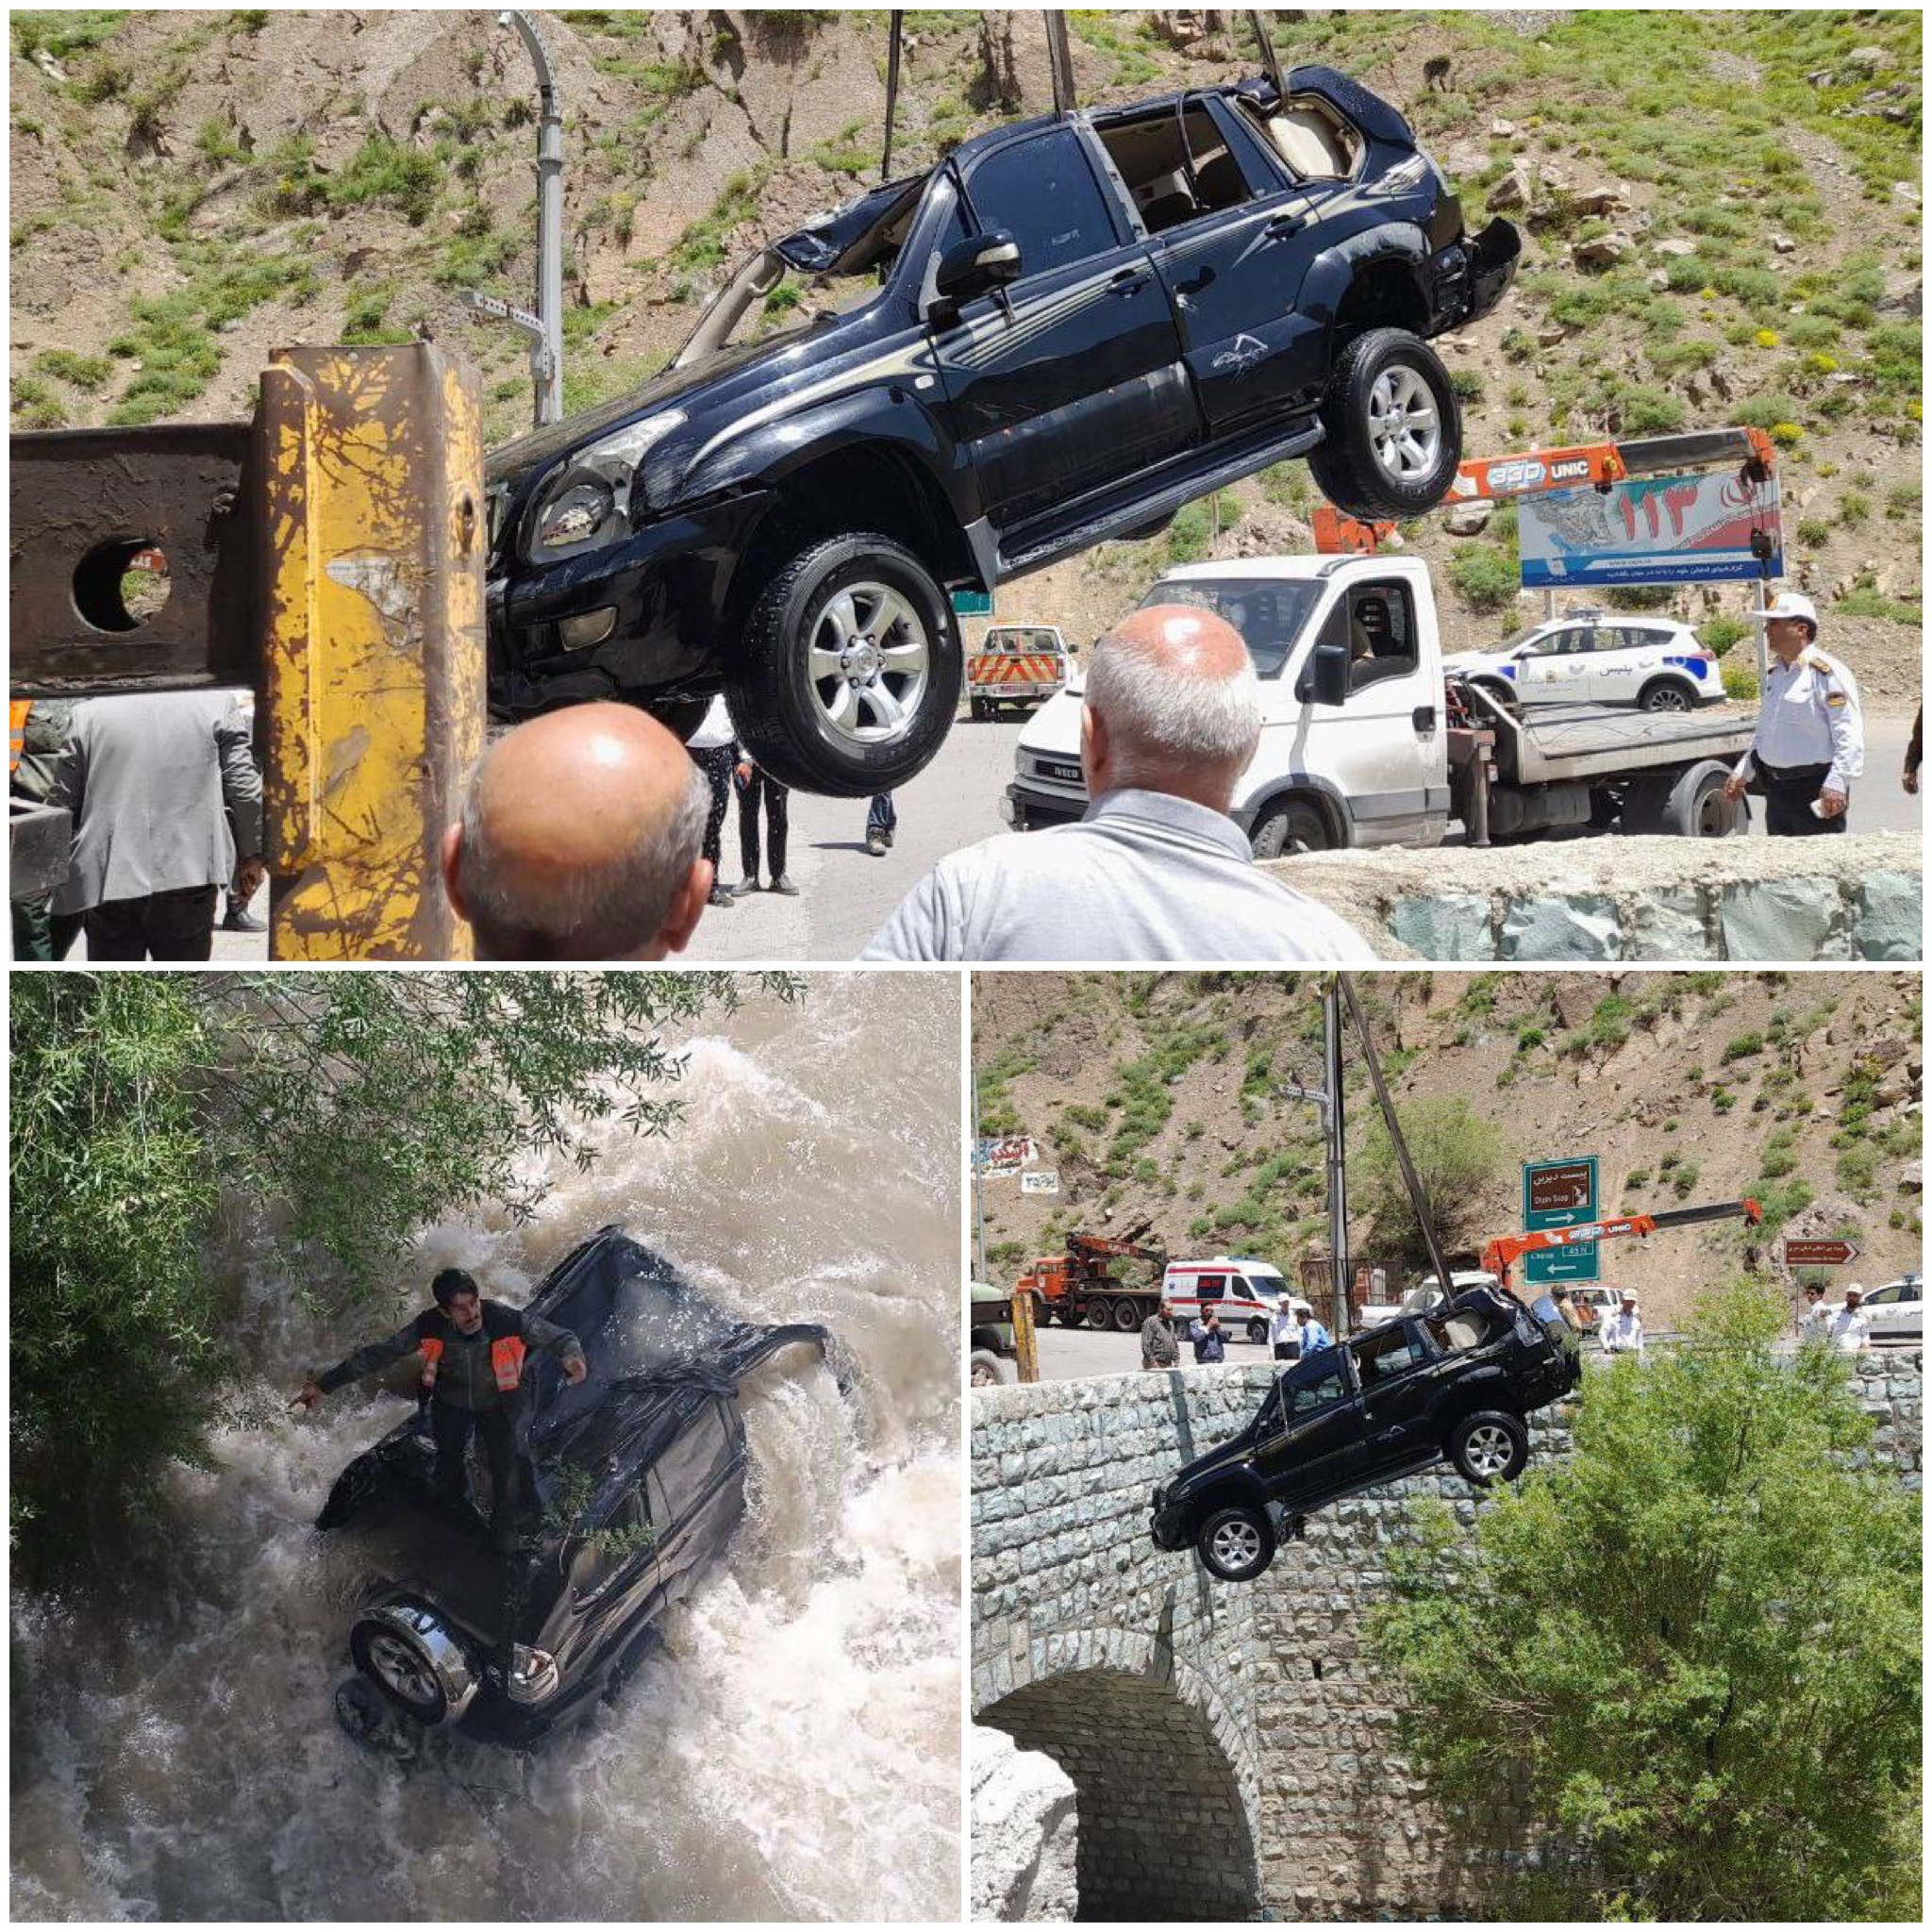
[972,1350,1922,1920]
[971,1373,1268,1919]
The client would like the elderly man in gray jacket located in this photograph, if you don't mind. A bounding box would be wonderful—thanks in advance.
[48,689,263,961]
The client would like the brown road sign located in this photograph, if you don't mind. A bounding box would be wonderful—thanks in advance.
[1527,1159,1595,1216]
[1782,1239,1860,1267]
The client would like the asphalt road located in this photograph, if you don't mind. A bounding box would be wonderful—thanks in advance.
[106,707,1915,965]
[1014,1316,1917,1384]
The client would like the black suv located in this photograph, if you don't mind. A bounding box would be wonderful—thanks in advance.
[319,1225,841,1748]
[1151,1286,1579,1581]
[488,65,1519,794]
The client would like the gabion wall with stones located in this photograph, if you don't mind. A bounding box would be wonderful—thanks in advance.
[1384,868,1922,962]
[972,1350,1921,1922]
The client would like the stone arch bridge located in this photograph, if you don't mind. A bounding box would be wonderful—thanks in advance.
[971,1354,1921,1920]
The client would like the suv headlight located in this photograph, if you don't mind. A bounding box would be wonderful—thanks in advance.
[525,410,687,563]
[507,1643,561,1705]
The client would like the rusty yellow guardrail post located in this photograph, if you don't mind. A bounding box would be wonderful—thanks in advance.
[259,344,484,959]
[1012,1287,1040,1386]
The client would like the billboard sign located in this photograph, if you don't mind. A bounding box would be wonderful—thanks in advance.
[974,1135,1039,1174]
[1523,1154,1600,1285]
[1519,469,1782,588]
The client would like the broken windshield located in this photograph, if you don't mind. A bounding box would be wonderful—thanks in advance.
[677,173,930,364]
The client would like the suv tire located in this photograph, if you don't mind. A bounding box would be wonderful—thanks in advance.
[1307,327,1462,520]
[1196,1504,1276,1582]
[728,533,960,797]
[1447,1408,1528,1486]
[1251,798,1331,858]
[350,1614,452,1724]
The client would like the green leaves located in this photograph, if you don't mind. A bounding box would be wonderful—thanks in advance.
[10,971,800,1581]
[1367,1280,1921,1918]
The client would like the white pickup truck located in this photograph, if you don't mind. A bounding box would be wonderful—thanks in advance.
[1004,556,1757,851]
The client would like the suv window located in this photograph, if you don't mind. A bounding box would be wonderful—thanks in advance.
[966,129,1120,277]
[1096,102,1259,237]
[652,1399,734,1522]
[1351,1324,1428,1386]
[572,1484,654,1602]
[1425,1307,1499,1355]
[1280,1359,1349,1423]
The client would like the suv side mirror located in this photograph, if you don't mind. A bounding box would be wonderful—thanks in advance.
[932,230,1023,313]
[1302,641,1352,708]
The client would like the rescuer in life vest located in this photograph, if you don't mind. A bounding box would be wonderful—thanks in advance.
[295,1268,588,1547]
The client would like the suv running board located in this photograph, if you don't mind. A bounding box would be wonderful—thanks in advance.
[997,418,1326,580]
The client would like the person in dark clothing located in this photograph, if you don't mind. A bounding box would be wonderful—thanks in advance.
[688,695,740,910]
[1190,1311,1226,1363]
[733,758,797,895]
[1905,706,1922,796]
[865,792,897,858]
[296,1267,587,1547]
[9,697,84,961]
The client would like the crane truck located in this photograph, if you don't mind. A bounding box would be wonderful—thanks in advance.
[1015,1222,1168,1333]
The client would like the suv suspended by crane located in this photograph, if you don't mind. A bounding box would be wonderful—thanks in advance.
[486,10,1518,793]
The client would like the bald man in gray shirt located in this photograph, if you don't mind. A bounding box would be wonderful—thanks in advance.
[862,607,1371,964]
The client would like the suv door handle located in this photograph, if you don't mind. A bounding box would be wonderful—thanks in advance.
[1108,267,1151,296]
[1413,705,1437,734]
[1264,211,1304,240]
[1373,1426,1405,1445]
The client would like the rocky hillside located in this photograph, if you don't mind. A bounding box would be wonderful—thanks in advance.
[8,8,1922,695]
[973,970,1924,1324]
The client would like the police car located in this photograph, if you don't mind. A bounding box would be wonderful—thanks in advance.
[1445,612,1726,714]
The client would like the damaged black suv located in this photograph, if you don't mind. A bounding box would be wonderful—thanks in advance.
[1151,1285,1579,1582]
[488,64,1519,795]
[319,1225,841,1748]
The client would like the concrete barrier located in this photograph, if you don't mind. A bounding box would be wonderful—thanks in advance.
[1268,831,1924,961]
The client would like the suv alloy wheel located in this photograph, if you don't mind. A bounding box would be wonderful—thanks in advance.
[727,532,962,797]
[1447,1409,1529,1486]
[1307,328,1462,521]
[1197,1503,1276,1582]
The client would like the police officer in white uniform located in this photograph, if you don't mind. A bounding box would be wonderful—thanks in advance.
[1722,591,1864,835]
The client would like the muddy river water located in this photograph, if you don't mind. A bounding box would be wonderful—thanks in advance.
[11,975,961,1921]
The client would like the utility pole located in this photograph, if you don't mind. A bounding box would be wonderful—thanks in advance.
[480,9,565,428]
[1322,976,1350,1328]
[971,1053,988,1282]
[1274,975,1349,1332]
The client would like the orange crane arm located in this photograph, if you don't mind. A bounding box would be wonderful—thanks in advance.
[1482,1198,1763,1284]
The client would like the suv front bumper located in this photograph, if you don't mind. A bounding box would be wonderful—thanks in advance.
[488,490,774,718]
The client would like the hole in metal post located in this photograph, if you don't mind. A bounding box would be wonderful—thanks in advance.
[73,539,172,634]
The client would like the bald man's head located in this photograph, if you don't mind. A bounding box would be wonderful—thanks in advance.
[1081,604,1261,811]
[442,704,712,960]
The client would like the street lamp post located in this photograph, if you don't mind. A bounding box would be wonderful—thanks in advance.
[493,8,565,428]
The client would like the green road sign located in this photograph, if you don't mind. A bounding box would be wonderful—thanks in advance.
[1523,1155,1599,1285]
[951,589,994,617]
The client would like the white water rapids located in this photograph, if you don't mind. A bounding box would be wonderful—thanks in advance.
[10,974,961,1921]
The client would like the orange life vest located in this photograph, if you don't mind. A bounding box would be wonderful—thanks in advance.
[416,1304,527,1395]
[9,700,31,776]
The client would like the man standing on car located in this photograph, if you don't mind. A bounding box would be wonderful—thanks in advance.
[1600,1291,1645,1357]
[1190,1310,1227,1364]
[1141,1296,1180,1372]
[1722,592,1863,834]
[295,1268,588,1547]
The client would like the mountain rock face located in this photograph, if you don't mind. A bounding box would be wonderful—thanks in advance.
[8,9,1921,691]
[973,970,1923,1324]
